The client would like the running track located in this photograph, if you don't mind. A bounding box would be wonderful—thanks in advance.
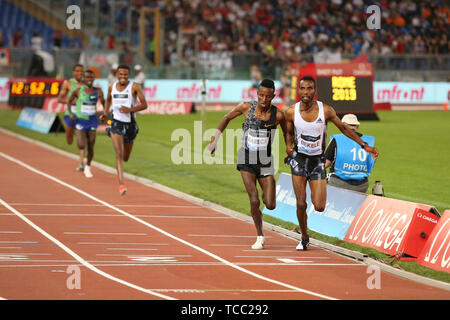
[0,130,449,301]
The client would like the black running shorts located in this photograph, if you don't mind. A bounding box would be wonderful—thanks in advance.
[111,119,139,143]
[289,153,326,181]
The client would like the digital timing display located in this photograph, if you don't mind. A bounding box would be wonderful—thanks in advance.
[8,78,64,107]
[9,80,61,96]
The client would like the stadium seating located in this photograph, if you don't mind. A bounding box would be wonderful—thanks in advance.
[0,0,82,50]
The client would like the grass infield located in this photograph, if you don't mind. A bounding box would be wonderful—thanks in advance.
[1,109,449,284]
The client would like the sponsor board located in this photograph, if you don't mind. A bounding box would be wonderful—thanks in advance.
[0,78,10,102]
[373,82,450,104]
[139,101,193,115]
[417,210,450,272]
[16,107,63,133]
[344,196,433,256]
[43,97,66,113]
[263,173,366,239]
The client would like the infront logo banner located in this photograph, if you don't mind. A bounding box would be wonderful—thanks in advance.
[417,210,450,272]
[344,196,434,256]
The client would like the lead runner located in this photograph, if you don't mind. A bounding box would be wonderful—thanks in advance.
[100,64,147,195]
[284,75,378,250]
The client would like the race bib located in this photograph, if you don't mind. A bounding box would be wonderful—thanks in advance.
[246,129,269,151]
[81,103,96,115]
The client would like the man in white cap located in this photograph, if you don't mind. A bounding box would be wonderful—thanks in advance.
[108,63,118,85]
[324,113,376,193]
[134,64,145,89]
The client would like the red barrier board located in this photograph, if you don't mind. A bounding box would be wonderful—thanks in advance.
[43,97,66,113]
[401,208,439,258]
[344,195,433,256]
[417,210,450,272]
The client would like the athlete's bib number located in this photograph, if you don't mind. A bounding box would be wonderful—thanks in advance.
[247,129,269,151]
[81,103,96,115]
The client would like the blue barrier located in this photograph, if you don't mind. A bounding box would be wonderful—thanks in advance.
[16,107,60,134]
[263,172,368,239]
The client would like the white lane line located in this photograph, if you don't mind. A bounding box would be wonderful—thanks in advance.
[106,248,159,251]
[0,151,338,300]
[9,203,202,208]
[78,242,168,246]
[0,198,175,300]
[0,213,231,219]
[189,234,272,238]
[0,241,38,244]
[235,256,331,259]
[64,232,147,236]
[0,231,22,234]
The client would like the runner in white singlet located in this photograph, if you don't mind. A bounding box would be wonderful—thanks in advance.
[284,76,379,251]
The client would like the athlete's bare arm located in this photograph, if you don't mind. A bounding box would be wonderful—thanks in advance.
[99,84,113,122]
[324,104,378,160]
[284,105,296,157]
[67,88,80,119]
[57,79,71,104]
[208,102,251,154]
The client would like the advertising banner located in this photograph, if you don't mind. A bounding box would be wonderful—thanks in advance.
[417,210,450,272]
[0,78,10,102]
[140,101,193,114]
[344,196,433,256]
[16,107,63,133]
[263,173,367,239]
[373,82,450,104]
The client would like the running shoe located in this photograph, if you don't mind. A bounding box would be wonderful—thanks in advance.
[296,238,310,251]
[84,166,93,178]
[251,236,265,250]
[119,184,127,196]
[76,164,84,171]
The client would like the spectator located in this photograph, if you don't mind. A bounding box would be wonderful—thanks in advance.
[134,64,145,89]
[324,114,376,193]
[12,29,24,47]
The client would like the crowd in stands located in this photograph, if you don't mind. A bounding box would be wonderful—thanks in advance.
[2,0,448,67]
[160,0,449,66]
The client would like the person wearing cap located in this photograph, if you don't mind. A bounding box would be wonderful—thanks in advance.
[324,113,376,193]
[134,65,145,89]
[108,63,118,86]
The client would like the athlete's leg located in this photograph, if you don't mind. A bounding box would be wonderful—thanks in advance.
[309,179,327,212]
[241,170,264,237]
[75,130,87,169]
[66,126,74,145]
[122,142,134,162]
[86,131,96,166]
[257,175,276,210]
[291,175,309,240]
[111,133,125,185]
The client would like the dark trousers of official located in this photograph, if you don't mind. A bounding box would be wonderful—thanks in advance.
[327,175,369,193]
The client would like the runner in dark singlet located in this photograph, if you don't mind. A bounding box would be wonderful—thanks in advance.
[208,79,288,250]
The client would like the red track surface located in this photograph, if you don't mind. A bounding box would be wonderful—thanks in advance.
[0,130,449,301]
